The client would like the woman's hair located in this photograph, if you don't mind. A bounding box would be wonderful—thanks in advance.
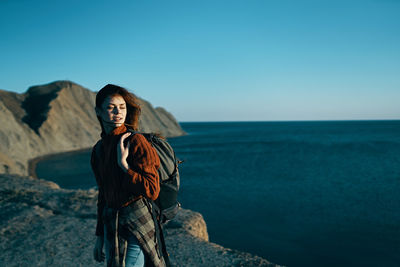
[95,84,141,133]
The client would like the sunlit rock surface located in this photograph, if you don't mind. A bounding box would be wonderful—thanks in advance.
[0,174,279,267]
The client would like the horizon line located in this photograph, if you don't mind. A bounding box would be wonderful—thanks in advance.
[178,119,400,123]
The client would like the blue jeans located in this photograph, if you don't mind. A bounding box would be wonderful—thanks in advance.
[104,227,145,267]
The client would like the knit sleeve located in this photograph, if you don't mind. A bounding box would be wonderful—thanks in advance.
[91,144,105,236]
[124,134,161,201]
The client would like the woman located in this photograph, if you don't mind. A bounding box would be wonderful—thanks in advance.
[91,84,167,267]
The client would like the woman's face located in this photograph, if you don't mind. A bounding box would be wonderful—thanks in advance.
[97,94,127,129]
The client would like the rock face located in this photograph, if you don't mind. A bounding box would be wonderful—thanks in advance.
[0,174,278,267]
[0,81,185,175]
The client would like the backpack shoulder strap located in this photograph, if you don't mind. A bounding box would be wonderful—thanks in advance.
[126,129,153,144]
[126,128,141,138]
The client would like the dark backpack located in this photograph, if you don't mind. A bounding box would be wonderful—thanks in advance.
[127,129,181,224]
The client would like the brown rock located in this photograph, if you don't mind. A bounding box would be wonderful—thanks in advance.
[0,174,281,267]
[0,80,186,176]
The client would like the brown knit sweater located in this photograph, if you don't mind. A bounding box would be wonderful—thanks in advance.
[90,124,161,236]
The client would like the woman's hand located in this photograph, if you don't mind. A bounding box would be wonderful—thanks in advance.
[93,235,105,262]
[117,132,132,172]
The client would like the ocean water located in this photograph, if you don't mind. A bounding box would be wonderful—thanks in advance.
[36,121,400,267]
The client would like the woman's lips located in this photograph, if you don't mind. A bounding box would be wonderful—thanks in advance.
[112,117,123,122]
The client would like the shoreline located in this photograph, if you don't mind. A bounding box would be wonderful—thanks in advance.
[27,131,187,179]
[28,147,92,179]
[0,173,278,266]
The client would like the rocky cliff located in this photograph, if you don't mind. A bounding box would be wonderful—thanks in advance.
[0,174,278,266]
[0,81,185,175]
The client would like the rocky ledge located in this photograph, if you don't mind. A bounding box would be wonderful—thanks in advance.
[0,174,279,267]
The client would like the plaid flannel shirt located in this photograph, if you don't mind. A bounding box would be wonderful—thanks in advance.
[103,197,166,267]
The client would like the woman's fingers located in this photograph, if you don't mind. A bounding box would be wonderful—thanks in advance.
[93,248,105,262]
[119,132,132,149]
[93,247,99,261]
[117,132,132,171]
[120,132,131,144]
[121,132,132,140]
[93,236,105,262]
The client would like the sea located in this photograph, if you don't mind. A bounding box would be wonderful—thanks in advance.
[35,120,400,267]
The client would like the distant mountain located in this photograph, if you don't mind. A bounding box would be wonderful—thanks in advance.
[0,81,185,175]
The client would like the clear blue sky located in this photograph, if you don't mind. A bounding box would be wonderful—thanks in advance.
[1,0,399,121]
